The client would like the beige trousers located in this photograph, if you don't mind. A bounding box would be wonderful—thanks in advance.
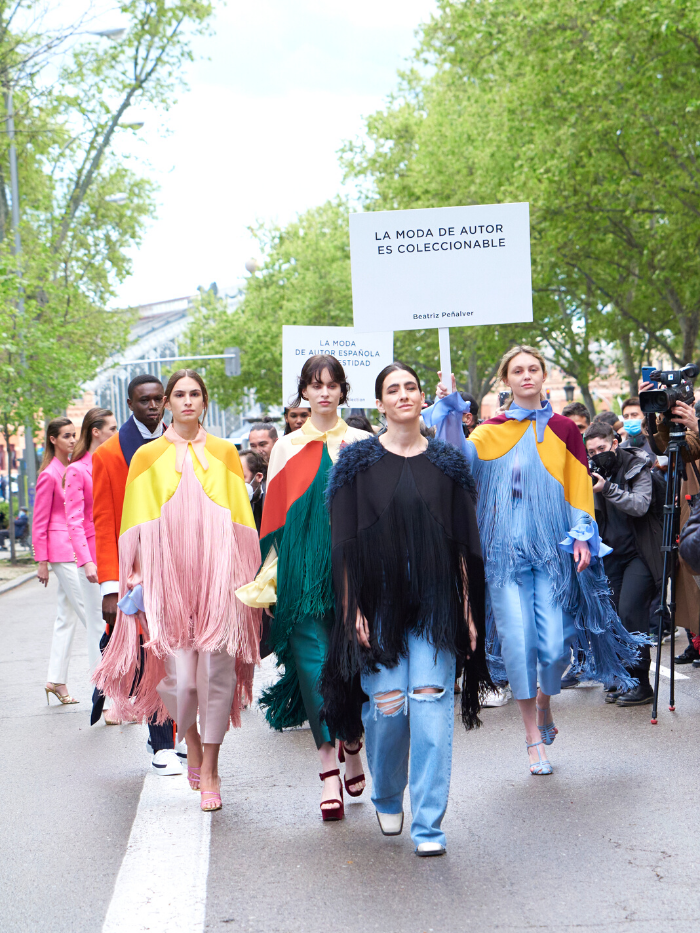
[157,648,237,744]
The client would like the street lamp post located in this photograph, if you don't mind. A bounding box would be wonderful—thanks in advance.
[564,384,576,403]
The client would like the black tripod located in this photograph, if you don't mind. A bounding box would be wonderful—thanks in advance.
[651,424,687,724]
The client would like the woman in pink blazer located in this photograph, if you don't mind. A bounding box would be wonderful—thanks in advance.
[33,417,85,705]
[63,408,118,721]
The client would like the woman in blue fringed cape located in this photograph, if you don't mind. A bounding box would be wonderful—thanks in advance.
[424,345,647,776]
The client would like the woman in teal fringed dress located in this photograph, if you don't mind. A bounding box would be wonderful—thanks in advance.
[237,354,370,820]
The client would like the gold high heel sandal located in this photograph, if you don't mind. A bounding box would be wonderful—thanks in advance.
[45,683,79,705]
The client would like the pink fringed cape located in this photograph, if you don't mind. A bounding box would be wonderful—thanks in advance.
[94,428,262,730]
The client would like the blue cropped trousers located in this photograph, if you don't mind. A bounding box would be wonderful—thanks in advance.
[487,502,576,700]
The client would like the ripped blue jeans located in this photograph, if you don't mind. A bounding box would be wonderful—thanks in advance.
[361,632,456,848]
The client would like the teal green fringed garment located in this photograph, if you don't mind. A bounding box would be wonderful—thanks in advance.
[236,419,369,744]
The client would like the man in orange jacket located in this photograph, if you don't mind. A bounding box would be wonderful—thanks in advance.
[93,373,182,774]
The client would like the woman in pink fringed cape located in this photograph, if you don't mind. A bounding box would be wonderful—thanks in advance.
[94,370,262,812]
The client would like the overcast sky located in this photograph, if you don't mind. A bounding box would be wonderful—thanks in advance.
[92,1,436,307]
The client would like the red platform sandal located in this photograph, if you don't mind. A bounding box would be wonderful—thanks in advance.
[319,768,344,822]
[338,741,366,798]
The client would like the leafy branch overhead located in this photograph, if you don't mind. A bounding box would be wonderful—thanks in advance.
[0,0,215,434]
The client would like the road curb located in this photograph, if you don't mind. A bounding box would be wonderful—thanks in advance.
[0,569,38,595]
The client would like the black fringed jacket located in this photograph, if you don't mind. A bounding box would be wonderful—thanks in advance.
[321,435,492,737]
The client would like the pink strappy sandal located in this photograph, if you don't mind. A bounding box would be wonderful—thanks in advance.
[201,779,222,812]
[188,766,201,790]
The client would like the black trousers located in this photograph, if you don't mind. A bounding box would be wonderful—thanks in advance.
[604,554,656,678]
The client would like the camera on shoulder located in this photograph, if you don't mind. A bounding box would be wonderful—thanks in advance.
[639,364,698,421]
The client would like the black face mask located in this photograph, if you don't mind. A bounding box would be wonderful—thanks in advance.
[591,449,618,477]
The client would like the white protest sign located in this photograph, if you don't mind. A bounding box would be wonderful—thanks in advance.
[282,326,394,409]
[349,202,533,334]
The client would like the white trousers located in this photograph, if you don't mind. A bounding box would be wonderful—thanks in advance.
[47,561,86,684]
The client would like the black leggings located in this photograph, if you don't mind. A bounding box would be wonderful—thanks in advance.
[604,555,656,676]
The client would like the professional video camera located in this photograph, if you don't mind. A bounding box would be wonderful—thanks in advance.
[639,364,699,418]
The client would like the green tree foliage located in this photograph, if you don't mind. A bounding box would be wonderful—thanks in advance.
[341,0,700,405]
[0,0,215,435]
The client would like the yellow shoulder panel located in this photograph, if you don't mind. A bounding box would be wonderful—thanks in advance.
[535,426,594,518]
[204,433,245,479]
[193,451,256,531]
[125,435,171,487]
[469,418,531,461]
[120,442,180,535]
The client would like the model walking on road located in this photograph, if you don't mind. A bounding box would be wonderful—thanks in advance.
[33,417,86,706]
[95,370,262,811]
[63,407,119,722]
[322,363,490,855]
[237,355,370,821]
[92,374,180,768]
[427,346,647,776]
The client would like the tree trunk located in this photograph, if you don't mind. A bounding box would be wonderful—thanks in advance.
[580,384,597,417]
[618,330,638,397]
[3,422,15,563]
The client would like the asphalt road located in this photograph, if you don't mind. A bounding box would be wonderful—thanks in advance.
[2,575,699,933]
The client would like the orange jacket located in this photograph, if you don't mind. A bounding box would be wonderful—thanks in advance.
[93,432,128,584]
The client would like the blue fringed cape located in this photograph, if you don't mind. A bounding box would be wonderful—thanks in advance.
[424,395,646,688]
[321,436,493,735]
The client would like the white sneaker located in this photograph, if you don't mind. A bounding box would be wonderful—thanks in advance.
[481,685,512,708]
[151,749,183,775]
[174,740,187,761]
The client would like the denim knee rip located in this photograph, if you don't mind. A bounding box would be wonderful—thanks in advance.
[409,686,446,702]
[373,690,407,719]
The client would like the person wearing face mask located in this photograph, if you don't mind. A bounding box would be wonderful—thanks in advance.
[620,397,654,460]
[585,421,662,706]
[239,449,266,533]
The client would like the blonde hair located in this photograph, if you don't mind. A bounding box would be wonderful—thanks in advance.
[496,345,547,407]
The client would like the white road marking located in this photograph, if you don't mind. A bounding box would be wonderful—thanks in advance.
[650,662,689,681]
[102,772,211,933]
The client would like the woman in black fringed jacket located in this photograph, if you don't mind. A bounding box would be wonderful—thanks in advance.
[321,362,491,858]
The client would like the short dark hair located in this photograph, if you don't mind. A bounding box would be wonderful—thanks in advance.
[128,373,163,399]
[291,354,349,408]
[562,402,591,423]
[584,421,615,443]
[344,413,373,432]
[459,392,479,417]
[593,410,620,427]
[240,448,266,479]
[375,362,422,401]
[249,422,278,439]
[621,397,640,413]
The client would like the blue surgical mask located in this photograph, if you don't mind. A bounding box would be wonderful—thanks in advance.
[624,418,642,436]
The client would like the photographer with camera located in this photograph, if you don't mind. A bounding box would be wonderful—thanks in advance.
[641,373,700,664]
[585,421,663,706]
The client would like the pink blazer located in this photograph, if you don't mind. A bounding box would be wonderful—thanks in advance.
[32,457,75,564]
[64,452,96,567]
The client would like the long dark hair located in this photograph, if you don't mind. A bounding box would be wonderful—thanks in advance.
[71,408,114,464]
[375,362,423,401]
[39,417,73,473]
[164,369,209,421]
[290,354,349,408]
